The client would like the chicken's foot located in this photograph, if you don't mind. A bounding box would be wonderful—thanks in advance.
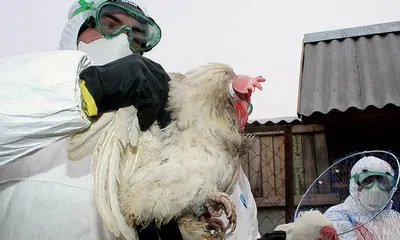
[205,192,237,234]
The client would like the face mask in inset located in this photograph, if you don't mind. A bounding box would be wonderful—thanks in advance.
[77,34,133,65]
[358,184,390,211]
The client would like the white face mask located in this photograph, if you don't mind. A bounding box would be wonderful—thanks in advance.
[358,185,390,211]
[77,34,133,65]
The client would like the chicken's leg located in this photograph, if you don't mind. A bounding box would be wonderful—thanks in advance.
[205,192,237,234]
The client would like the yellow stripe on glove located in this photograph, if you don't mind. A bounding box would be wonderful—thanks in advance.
[79,79,98,117]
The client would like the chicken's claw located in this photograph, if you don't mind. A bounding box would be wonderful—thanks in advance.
[204,192,237,234]
[201,216,225,239]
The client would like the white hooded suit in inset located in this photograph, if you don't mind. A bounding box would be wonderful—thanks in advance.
[324,156,400,240]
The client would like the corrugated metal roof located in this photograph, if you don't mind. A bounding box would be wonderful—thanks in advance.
[298,21,400,117]
[247,116,300,126]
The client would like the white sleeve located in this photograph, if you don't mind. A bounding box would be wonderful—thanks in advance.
[0,50,93,166]
[238,169,262,239]
[224,168,261,240]
[333,222,358,240]
[324,208,357,240]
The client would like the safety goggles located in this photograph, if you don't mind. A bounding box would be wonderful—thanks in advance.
[352,171,395,191]
[90,1,161,52]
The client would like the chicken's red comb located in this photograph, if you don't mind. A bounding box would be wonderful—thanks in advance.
[232,75,265,103]
[319,226,339,240]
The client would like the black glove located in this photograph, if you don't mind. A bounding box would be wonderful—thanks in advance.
[258,230,286,240]
[79,54,171,131]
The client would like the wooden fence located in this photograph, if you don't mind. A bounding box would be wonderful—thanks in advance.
[241,124,341,222]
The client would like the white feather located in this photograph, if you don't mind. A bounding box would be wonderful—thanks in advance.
[67,112,114,160]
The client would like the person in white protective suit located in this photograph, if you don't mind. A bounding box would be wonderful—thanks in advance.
[323,156,400,240]
[0,0,261,239]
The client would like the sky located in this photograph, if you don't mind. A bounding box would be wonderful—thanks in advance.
[1,0,399,122]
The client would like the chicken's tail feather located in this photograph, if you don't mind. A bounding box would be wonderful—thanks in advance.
[91,107,141,240]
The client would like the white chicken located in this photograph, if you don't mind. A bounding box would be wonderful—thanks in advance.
[269,210,339,240]
[66,62,264,240]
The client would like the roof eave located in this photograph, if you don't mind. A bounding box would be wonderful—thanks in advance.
[304,21,400,44]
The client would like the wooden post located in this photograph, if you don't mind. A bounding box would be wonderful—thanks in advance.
[284,125,294,223]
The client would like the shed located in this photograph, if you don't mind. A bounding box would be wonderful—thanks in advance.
[297,21,400,159]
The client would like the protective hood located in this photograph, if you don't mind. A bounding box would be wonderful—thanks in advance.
[59,0,150,50]
[349,156,395,211]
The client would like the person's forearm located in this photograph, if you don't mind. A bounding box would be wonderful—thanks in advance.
[0,50,93,165]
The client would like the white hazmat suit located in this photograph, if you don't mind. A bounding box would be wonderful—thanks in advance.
[324,156,400,240]
[0,0,260,239]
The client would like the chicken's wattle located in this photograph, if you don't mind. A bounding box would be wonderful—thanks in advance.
[235,100,249,132]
